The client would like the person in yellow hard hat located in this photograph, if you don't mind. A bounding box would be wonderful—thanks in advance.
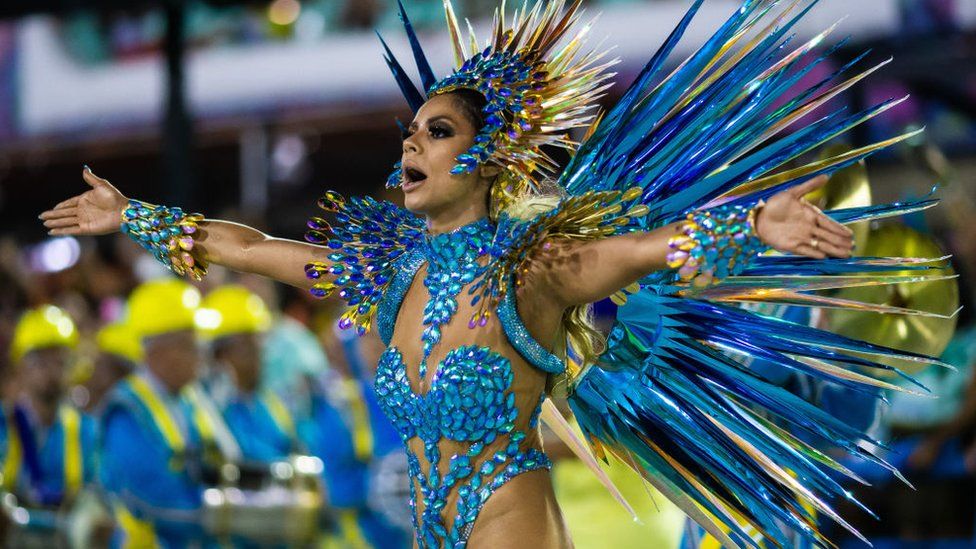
[97,278,223,548]
[86,321,142,412]
[0,305,97,544]
[198,284,301,464]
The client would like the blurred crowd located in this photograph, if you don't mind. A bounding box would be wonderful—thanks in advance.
[0,230,417,547]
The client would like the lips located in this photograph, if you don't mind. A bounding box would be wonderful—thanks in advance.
[401,162,427,192]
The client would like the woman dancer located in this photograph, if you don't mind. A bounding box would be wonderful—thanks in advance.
[41,1,946,547]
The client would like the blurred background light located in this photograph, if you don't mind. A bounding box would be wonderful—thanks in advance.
[268,0,301,27]
[28,236,80,273]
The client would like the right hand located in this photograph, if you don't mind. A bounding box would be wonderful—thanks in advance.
[39,167,128,236]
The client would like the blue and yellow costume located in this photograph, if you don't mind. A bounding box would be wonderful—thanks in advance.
[99,370,215,547]
[219,391,296,464]
[2,306,95,511]
[120,1,955,547]
[98,279,219,548]
[198,285,300,464]
[0,403,96,508]
[301,363,410,549]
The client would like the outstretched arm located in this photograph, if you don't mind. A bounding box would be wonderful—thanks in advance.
[39,167,328,290]
[536,175,854,307]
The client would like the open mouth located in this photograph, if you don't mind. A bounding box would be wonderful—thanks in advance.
[402,165,428,188]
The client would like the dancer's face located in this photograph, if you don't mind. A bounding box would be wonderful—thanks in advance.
[400,94,494,219]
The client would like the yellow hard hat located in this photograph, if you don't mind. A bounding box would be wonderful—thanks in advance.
[127,278,202,338]
[96,321,143,363]
[197,285,272,340]
[10,305,79,363]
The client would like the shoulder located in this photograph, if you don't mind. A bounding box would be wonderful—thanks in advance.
[305,191,425,338]
[376,248,425,345]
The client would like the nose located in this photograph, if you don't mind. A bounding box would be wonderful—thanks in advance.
[403,132,420,155]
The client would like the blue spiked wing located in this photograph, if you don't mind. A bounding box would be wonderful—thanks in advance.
[539,0,956,547]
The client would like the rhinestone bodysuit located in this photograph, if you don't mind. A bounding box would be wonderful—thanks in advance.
[373,219,554,548]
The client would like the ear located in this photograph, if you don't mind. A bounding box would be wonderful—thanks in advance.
[478,163,502,180]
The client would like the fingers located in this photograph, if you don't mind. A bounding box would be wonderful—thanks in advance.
[82,166,109,189]
[43,217,79,229]
[812,209,854,237]
[812,238,851,258]
[813,226,852,251]
[49,196,80,212]
[48,226,81,236]
[790,174,829,197]
[40,207,77,221]
[794,227,850,259]
[794,243,826,259]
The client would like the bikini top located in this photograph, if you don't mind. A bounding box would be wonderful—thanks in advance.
[376,247,565,375]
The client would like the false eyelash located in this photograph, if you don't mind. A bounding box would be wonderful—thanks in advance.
[429,124,453,138]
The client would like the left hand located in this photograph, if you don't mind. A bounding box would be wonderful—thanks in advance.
[755,175,855,258]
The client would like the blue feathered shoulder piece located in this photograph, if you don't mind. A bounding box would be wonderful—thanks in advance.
[303,191,426,335]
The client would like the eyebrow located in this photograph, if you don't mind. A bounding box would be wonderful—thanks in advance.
[409,114,456,130]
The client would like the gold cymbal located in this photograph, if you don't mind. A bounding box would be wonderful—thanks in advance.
[805,144,872,249]
[828,223,958,377]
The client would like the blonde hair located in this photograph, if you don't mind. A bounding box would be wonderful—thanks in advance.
[488,177,605,389]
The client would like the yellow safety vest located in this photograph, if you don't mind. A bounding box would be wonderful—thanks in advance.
[316,379,377,549]
[261,391,298,443]
[342,379,373,462]
[1,405,83,501]
[127,375,223,465]
[113,501,160,548]
[127,375,187,457]
[114,375,227,547]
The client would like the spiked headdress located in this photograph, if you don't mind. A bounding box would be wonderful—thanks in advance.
[380,0,616,196]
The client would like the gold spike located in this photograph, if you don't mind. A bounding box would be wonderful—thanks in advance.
[466,18,480,54]
[443,0,468,67]
[492,3,504,50]
[527,0,564,53]
[508,0,542,54]
[546,0,586,48]
[791,355,929,395]
[539,400,638,519]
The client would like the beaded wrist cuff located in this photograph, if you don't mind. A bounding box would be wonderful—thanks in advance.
[120,199,208,280]
[666,201,768,286]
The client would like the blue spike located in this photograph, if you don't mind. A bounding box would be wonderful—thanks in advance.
[376,31,425,112]
[397,0,438,92]
[828,192,940,224]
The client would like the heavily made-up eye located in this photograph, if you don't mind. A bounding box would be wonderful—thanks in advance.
[429,123,453,139]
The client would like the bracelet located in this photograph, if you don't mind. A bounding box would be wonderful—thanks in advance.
[120,200,208,280]
[666,200,767,286]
